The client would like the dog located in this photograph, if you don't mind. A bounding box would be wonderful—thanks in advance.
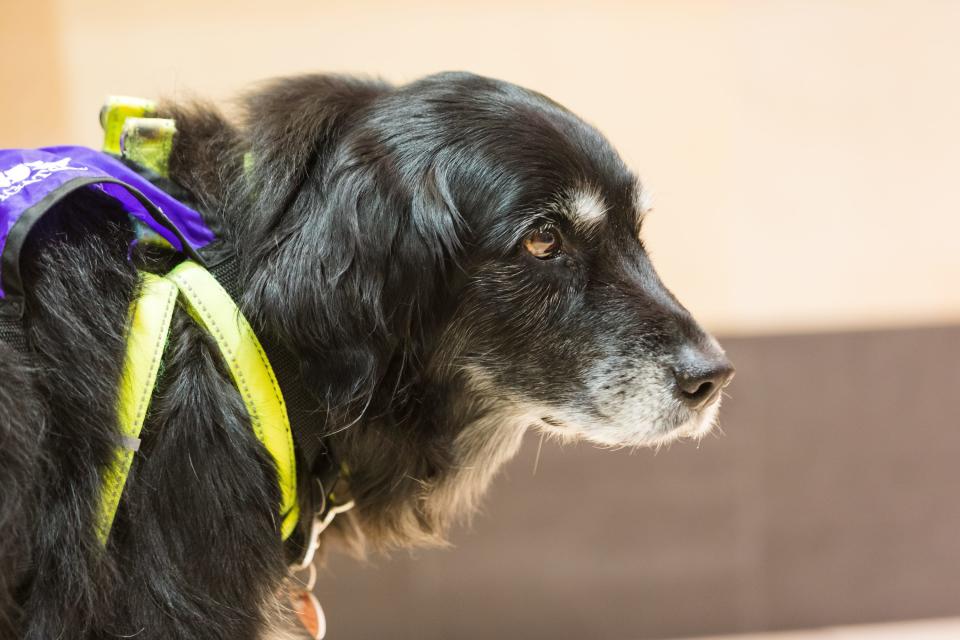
[0,71,733,639]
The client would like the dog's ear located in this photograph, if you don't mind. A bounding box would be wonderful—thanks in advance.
[239,75,466,416]
[239,75,388,237]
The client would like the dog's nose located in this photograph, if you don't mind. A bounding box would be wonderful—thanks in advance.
[672,349,735,410]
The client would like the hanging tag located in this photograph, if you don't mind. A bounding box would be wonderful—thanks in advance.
[290,587,326,639]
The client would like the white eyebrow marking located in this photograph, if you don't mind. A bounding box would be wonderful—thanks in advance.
[567,187,609,232]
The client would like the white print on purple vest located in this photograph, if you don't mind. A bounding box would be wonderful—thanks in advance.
[0,158,89,202]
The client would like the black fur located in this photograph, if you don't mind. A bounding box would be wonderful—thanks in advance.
[0,72,729,638]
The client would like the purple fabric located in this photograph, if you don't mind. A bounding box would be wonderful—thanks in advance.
[0,146,215,297]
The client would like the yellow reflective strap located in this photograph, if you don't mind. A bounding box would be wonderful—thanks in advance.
[166,260,299,539]
[100,96,157,156]
[120,117,176,178]
[97,272,178,544]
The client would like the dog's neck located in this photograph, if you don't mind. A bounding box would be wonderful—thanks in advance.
[164,114,531,551]
[315,368,532,550]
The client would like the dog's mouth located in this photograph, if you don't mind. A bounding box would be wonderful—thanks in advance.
[644,391,725,447]
[671,394,723,440]
[534,389,723,449]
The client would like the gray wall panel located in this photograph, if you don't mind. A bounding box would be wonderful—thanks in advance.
[314,326,960,639]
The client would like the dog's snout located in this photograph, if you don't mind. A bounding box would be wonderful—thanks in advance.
[672,348,735,410]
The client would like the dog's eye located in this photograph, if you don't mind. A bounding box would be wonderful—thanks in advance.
[523,227,562,259]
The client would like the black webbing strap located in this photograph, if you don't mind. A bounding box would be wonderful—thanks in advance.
[0,301,27,354]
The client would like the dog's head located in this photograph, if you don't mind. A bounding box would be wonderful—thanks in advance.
[417,81,734,449]
[217,71,732,543]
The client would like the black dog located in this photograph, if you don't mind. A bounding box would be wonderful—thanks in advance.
[0,72,733,639]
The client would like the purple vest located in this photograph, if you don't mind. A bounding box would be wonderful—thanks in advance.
[0,146,215,299]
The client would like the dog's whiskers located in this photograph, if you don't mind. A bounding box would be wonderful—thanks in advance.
[532,432,545,476]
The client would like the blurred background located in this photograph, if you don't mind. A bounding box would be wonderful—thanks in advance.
[4,1,959,638]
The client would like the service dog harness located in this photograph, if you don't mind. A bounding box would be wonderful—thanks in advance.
[0,100,350,598]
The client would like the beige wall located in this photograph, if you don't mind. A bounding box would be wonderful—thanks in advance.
[4,0,958,335]
[0,0,67,147]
